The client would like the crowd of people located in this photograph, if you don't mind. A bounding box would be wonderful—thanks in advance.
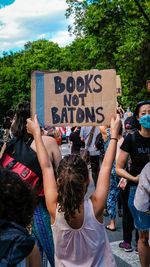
[0,100,149,267]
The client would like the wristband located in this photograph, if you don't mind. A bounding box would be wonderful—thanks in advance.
[110,138,118,142]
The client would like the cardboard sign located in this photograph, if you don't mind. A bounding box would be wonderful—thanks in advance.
[31,69,116,126]
[116,75,121,96]
[146,80,150,92]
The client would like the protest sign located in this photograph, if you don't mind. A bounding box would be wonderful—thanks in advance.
[116,75,121,96]
[146,80,150,92]
[31,69,116,127]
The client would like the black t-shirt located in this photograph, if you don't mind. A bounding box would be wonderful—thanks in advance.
[121,131,150,186]
[70,130,84,154]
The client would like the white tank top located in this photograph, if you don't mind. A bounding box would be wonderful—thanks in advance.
[51,198,117,267]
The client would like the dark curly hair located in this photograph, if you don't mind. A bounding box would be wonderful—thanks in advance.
[0,168,38,228]
[57,154,89,221]
[11,101,31,141]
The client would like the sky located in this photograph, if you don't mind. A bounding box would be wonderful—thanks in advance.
[0,0,75,56]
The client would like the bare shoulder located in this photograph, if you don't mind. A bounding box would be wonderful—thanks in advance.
[42,135,57,146]
[42,136,62,167]
[42,136,59,155]
[30,136,57,154]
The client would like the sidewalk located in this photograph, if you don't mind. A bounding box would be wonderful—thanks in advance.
[110,241,141,267]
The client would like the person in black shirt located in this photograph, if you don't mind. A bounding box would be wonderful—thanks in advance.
[69,127,84,155]
[116,100,150,267]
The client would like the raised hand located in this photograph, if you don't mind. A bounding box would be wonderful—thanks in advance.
[110,114,121,138]
[26,115,41,137]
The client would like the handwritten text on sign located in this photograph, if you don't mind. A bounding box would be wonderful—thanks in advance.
[31,69,116,126]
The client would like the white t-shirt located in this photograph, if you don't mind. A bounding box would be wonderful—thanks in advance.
[134,163,150,245]
[134,162,150,213]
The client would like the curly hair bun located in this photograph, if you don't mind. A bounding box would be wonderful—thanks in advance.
[0,168,38,227]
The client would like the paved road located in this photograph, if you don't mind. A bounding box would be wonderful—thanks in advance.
[61,143,141,266]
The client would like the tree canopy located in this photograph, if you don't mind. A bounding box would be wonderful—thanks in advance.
[0,0,150,123]
[66,0,150,107]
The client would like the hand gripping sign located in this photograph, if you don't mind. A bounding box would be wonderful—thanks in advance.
[31,69,117,127]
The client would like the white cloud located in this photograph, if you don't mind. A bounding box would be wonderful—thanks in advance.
[37,33,47,39]
[51,30,74,47]
[0,0,74,55]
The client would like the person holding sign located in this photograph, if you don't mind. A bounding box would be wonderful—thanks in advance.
[99,124,124,231]
[26,113,121,267]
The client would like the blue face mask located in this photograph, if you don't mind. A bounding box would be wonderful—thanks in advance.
[127,108,130,112]
[139,114,150,129]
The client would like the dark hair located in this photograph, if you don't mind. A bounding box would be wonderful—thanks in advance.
[3,117,11,129]
[11,101,31,141]
[57,154,89,221]
[0,168,38,227]
[134,100,150,130]
[6,109,14,119]
[134,100,150,117]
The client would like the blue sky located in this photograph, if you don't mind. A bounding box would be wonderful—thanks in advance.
[0,0,75,56]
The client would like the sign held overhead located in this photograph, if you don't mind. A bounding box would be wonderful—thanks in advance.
[31,69,117,127]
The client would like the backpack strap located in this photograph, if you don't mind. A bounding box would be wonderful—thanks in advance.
[5,159,17,170]
[0,137,17,166]
[1,137,43,195]
[26,137,34,146]
[86,126,96,148]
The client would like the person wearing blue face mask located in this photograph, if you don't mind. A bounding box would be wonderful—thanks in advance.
[139,114,150,129]
[124,106,133,120]
[116,100,150,267]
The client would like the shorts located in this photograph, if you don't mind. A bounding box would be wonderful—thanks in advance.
[128,186,150,231]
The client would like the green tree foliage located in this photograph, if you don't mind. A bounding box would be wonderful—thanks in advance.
[0,0,150,123]
[0,40,61,123]
[66,0,150,109]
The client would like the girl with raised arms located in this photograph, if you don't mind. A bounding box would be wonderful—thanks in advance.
[26,113,121,267]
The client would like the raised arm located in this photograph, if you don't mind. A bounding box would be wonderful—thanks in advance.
[91,114,121,218]
[26,115,58,221]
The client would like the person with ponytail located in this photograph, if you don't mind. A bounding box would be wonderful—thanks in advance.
[26,113,121,267]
